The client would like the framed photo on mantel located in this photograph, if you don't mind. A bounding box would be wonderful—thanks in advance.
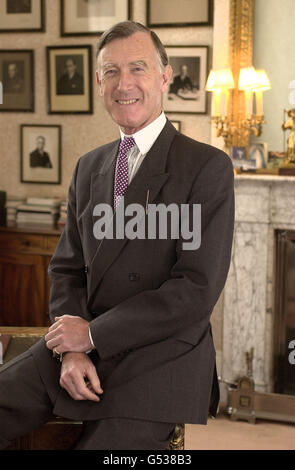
[61,0,131,36]
[0,0,45,33]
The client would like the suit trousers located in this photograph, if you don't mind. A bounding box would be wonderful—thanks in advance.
[0,350,176,450]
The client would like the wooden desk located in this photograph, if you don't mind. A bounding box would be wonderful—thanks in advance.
[0,225,62,326]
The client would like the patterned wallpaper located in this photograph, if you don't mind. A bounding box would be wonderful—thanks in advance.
[0,0,213,199]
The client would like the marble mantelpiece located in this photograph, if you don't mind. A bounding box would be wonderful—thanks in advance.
[222,174,295,392]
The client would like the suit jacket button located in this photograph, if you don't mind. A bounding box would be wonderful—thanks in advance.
[129,273,140,281]
[84,265,88,274]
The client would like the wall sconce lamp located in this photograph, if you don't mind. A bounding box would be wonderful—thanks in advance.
[206,66,271,153]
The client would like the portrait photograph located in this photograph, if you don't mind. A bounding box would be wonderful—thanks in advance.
[163,46,209,114]
[0,0,45,33]
[0,50,34,112]
[249,142,268,169]
[61,0,131,36]
[147,0,213,28]
[230,146,256,171]
[47,45,92,114]
[21,125,61,184]
[7,0,32,14]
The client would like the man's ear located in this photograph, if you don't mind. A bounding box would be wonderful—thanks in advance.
[161,64,173,93]
[96,70,103,96]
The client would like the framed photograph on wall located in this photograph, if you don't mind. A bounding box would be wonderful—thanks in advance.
[47,45,93,114]
[61,0,131,36]
[163,46,209,115]
[0,0,45,33]
[147,0,213,28]
[21,124,62,184]
[0,50,34,112]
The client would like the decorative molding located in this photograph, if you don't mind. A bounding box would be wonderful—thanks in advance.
[228,0,254,148]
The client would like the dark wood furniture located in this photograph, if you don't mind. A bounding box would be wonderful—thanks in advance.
[0,327,185,450]
[0,225,62,326]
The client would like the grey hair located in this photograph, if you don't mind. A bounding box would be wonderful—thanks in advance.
[96,21,168,72]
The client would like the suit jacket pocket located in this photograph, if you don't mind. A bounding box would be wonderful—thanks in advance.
[173,321,215,350]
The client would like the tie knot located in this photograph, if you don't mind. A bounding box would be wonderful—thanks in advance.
[119,136,136,154]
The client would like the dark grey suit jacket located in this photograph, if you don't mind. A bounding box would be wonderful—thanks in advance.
[30,120,234,425]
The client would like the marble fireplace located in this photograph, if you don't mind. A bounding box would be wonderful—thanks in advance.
[221,174,295,393]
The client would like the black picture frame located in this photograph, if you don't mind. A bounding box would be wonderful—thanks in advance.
[61,0,131,36]
[0,49,34,112]
[163,45,209,115]
[0,0,45,33]
[47,45,93,115]
[20,124,62,185]
[147,0,213,28]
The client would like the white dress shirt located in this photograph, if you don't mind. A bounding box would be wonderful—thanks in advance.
[118,111,167,183]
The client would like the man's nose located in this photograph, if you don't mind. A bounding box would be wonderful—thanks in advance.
[117,70,134,92]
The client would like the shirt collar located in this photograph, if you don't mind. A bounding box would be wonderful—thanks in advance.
[119,112,167,155]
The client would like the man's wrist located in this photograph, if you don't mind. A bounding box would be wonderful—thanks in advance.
[88,324,95,350]
[51,324,95,360]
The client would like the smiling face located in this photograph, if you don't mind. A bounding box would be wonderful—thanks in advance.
[96,32,172,135]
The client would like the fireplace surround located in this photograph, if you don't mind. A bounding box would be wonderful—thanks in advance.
[222,174,295,393]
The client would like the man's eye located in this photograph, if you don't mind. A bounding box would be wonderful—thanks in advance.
[132,67,144,72]
[105,69,117,76]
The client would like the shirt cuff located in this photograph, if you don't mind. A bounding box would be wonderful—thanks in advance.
[88,325,95,351]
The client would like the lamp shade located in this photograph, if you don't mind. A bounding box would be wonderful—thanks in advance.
[205,70,218,91]
[205,68,235,91]
[252,69,271,92]
[238,66,257,90]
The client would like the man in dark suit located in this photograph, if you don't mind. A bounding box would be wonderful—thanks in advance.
[30,136,53,168]
[4,62,24,93]
[56,57,84,95]
[0,21,234,450]
[170,64,194,95]
[6,0,31,14]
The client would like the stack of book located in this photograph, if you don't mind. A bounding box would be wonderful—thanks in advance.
[0,191,6,226]
[58,200,68,227]
[16,197,61,226]
[5,196,25,224]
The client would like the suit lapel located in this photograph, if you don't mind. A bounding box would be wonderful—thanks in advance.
[90,140,119,222]
[88,120,177,304]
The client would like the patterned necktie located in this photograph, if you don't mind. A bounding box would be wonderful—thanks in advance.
[114,136,136,210]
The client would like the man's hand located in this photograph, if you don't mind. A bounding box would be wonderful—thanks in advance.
[60,352,103,402]
[45,315,94,354]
